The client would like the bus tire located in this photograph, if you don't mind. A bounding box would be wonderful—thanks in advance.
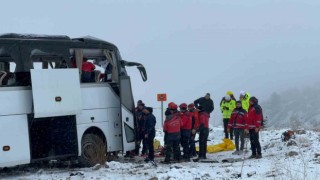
[79,133,107,167]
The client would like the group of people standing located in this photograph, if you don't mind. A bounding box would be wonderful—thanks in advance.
[162,93,214,163]
[131,90,263,164]
[220,91,263,159]
[132,100,157,163]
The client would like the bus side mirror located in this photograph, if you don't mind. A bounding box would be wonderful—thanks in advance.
[121,60,148,82]
[137,65,147,82]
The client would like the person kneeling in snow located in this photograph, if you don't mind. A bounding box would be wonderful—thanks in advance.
[228,101,247,155]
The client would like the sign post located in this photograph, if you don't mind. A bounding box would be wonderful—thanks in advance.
[157,93,167,127]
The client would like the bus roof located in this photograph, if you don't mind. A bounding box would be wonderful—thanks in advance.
[0,33,121,72]
[0,33,118,49]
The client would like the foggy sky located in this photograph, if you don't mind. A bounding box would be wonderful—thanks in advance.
[1,0,320,125]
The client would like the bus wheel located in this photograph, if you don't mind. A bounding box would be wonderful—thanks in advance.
[79,134,107,167]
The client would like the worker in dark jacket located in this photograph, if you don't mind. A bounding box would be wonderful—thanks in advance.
[163,103,182,163]
[194,93,214,115]
[143,107,156,162]
[135,101,146,155]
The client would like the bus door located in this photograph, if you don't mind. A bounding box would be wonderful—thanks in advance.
[120,75,136,152]
[30,69,81,118]
[29,69,81,159]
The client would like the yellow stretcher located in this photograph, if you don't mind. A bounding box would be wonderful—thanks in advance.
[196,139,236,153]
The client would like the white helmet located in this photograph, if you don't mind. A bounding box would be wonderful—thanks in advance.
[240,90,246,96]
[225,95,231,101]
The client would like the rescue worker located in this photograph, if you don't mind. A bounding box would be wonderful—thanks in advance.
[197,106,210,160]
[179,103,192,161]
[246,96,263,159]
[125,101,145,158]
[220,94,236,139]
[227,91,236,101]
[220,91,236,105]
[188,103,199,157]
[163,103,182,163]
[160,102,176,157]
[134,100,146,155]
[194,93,214,116]
[228,101,247,155]
[81,58,96,82]
[239,90,251,112]
[143,107,156,162]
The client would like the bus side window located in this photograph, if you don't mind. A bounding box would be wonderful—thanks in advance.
[0,71,7,85]
[0,62,17,86]
[103,50,118,83]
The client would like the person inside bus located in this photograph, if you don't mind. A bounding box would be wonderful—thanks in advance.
[81,57,96,82]
[95,59,113,82]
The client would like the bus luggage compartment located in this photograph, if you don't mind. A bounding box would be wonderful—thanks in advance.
[28,115,78,161]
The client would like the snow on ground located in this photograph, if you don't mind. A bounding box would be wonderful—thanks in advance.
[2,127,320,180]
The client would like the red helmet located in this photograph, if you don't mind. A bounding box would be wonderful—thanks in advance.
[168,102,174,107]
[169,102,178,110]
[188,103,195,109]
[179,103,188,109]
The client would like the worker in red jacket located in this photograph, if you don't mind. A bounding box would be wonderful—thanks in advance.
[197,106,210,160]
[246,96,263,159]
[188,103,199,157]
[179,103,192,161]
[163,103,182,163]
[228,101,248,155]
[81,58,96,82]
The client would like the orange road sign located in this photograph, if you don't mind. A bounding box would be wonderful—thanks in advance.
[157,94,167,102]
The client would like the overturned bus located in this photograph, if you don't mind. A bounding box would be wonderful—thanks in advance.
[0,33,147,167]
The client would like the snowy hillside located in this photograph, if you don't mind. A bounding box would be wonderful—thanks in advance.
[262,84,320,130]
[2,127,320,180]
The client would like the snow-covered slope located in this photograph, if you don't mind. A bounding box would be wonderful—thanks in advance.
[262,84,320,130]
[2,127,320,180]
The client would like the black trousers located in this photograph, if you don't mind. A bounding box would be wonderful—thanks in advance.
[165,139,181,161]
[234,128,245,151]
[249,129,261,155]
[135,132,148,154]
[181,130,191,159]
[189,133,196,156]
[146,133,155,160]
[199,128,209,158]
[223,118,233,139]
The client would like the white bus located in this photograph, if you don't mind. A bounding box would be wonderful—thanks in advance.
[0,33,147,167]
